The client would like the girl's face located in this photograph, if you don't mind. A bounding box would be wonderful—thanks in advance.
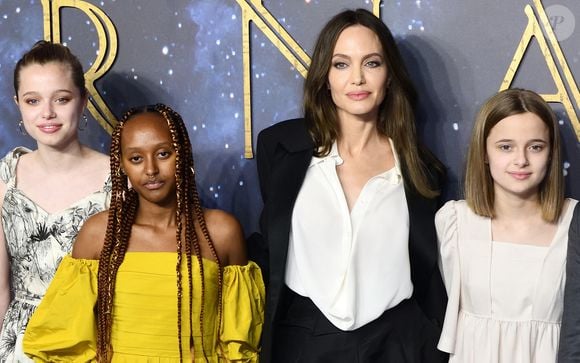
[486,112,551,201]
[15,61,86,150]
[327,25,388,123]
[121,112,177,207]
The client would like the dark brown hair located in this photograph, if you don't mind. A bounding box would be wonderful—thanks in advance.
[303,8,441,197]
[13,40,87,99]
[96,104,222,362]
[465,88,564,222]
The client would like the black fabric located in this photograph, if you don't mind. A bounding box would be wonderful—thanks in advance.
[256,119,448,363]
[558,203,580,362]
[272,287,447,363]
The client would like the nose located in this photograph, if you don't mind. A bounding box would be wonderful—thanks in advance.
[514,149,529,167]
[351,67,365,86]
[145,157,159,177]
[41,102,56,119]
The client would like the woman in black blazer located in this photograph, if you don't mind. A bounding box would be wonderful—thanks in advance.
[257,8,448,363]
[559,203,580,362]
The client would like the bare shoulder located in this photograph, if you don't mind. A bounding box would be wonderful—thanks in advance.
[72,210,109,259]
[203,208,247,266]
[82,147,110,172]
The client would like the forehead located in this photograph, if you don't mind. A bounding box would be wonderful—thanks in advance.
[333,25,382,53]
[488,112,549,139]
[121,112,172,145]
[18,62,75,92]
[19,62,73,82]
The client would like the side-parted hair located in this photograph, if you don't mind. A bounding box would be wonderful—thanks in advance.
[96,104,223,362]
[465,88,564,222]
[13,40,87,99]
[303,8,441,198]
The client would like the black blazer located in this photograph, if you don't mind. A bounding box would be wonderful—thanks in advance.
[558,202,580,363]
[256,118,447,362]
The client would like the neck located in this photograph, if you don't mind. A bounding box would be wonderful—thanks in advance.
[493,190,541,221]
[135,199,179,228]
[34,141,85,172]
[337,118,386,157]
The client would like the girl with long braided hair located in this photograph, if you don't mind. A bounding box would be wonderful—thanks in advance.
[23,104,265,362]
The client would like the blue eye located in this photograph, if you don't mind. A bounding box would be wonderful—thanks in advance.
[333,62,348,69]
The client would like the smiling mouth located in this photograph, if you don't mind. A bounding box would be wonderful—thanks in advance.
[38,124,62,133]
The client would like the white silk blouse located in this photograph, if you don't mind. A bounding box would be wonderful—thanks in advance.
[285,139,413,331]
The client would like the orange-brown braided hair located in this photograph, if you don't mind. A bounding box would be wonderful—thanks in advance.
[96,104,223,362]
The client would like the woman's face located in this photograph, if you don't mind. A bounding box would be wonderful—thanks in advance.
[15,61,86,149]
[327,25,388,124]
[486,112,551,201]
[121,112,177,208]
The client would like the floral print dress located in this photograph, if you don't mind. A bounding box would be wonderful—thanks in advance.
[0,147,111,362]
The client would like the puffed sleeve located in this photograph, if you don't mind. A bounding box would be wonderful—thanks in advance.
[23,256,98,362]
[435,200,461,354]
[218,261,265,362]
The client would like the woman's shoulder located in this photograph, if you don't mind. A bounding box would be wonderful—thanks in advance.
[257,118,315,158]
[81,146,109,170]
[0,147,31,184]
[79,146,110,188]
[258,118,306,137]
[71,210,109,259]
[437,199,478,218]
[203,208,246,266]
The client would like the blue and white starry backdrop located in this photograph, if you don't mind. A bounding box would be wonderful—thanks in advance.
[0,0,578,234]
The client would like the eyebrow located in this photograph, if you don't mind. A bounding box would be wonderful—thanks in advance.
[332,52,384,59]
[494,138,548,143]
[123,142,174,152]
[20,89,74,98]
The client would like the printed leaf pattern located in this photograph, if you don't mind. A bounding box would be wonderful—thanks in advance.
[0,148,111,360]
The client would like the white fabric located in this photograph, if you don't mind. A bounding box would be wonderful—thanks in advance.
[436,199,578,363]
[285,139,412,331]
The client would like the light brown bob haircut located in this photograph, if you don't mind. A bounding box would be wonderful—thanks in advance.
[465,88,564,222]
[303,8,442,198]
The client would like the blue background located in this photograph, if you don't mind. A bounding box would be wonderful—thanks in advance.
[0,0,578,235]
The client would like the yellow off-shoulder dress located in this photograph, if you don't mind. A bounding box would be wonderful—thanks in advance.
[22,253,265,362]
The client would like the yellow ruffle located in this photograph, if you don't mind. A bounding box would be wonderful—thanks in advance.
[24,254,265,362]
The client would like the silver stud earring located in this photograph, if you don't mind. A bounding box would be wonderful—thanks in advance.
[79,114,88,131]
[18,120,26,135]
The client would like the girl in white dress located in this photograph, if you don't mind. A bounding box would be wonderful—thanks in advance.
[436,88,576,362]
[0,40,110,361]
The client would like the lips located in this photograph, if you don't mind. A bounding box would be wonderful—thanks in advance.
[508,172,532,180]
[37,124,62,133]
[347,91,370,100]
[143,180,164,190]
